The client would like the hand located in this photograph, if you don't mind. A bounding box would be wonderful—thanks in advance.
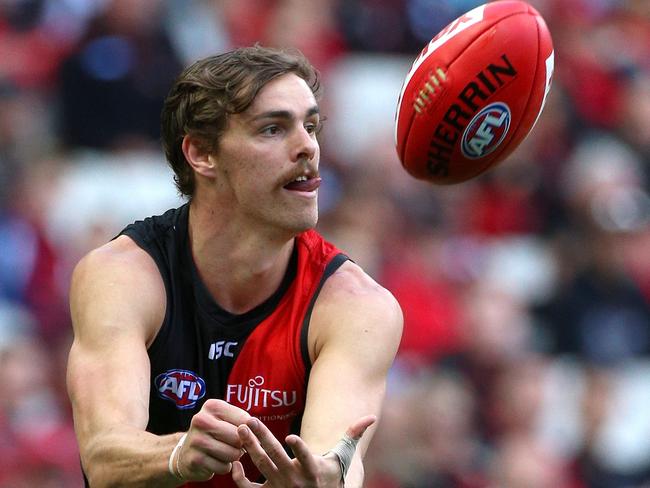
[174,399,251,481]
[231,415,376,487]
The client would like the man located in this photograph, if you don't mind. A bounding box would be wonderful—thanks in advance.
[67,45,403,487]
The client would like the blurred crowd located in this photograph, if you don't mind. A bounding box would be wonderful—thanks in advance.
[1,0,650,486]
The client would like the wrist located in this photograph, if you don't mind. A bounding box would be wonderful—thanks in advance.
[168,433,188,482]
[326,433,359,482]
[323,451,345,486]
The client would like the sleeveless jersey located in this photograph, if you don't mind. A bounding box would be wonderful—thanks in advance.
[118,203,348,487]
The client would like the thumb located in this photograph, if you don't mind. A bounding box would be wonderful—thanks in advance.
[345,414,376,441]
[231,461,251,487]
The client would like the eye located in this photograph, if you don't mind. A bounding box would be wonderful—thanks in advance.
[260,125,282,136]
[306,119,324,135]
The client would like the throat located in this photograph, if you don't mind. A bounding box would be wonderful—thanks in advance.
[188,201,297,314]
[193,240,296,315]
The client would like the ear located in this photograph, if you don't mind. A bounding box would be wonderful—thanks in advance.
[182,135,217,178]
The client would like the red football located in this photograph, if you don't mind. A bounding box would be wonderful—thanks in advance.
[395,0,554,184]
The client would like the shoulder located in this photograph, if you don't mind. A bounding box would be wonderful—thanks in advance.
[71,235,162,292]
[309,260,403,361]
[70,235,166,346]
[321,260,401,314]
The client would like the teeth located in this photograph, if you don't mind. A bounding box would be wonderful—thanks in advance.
[294,176,307,182]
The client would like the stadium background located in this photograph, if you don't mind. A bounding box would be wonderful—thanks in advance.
[1,0,650,486]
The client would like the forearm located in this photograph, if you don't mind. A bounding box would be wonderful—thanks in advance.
[81,426,183,488]
[343,453,366,488]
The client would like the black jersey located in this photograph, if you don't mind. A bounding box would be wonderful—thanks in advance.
[118,203,348,486]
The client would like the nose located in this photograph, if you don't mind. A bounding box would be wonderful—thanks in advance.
[290,125,318,163]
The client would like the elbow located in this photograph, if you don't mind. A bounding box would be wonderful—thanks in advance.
[80,443,119,488]
[81,454,106,488]
[84,468,125,488]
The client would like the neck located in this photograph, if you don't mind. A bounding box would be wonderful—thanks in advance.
[187,198,296,315]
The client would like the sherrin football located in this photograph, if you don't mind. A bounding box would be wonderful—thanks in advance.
[395,0,554,184]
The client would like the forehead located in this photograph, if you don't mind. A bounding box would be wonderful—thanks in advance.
[244,73,318,118]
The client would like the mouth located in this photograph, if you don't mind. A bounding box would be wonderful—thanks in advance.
[283,174,322,193]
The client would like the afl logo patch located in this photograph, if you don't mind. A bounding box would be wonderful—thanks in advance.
[461,102,511,159]
[155,369,206,409]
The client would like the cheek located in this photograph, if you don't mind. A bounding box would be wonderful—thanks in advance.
[223,147,266,184]
[230,161,278,201]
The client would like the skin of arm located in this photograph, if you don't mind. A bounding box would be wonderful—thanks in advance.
[301,260,403,487]
[67,236,180,487]
[67,236,250,487]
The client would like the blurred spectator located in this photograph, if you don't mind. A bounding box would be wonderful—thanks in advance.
[163,0,230,64]
[217,0,278,48]
[438,283,539,442]
[621,226,650,302]
[336,0,418,53]
[619,70,650,161]
[0,84,58,203]
[536,134,650,365]
[0,302,82,487]
[537,229,650,365]
[563,363,650,488]
[263,0,347,72]
[57,0,183,150]
[459,164,545,237]
[335,0,485,54]
[0,0,86,89]
[0,160,68,342]
[487,433,579,488]
[380,229,463,366]
[365,367,484,488]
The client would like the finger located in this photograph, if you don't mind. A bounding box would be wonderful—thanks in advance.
[245,418,294,471]
[191,408,243,447]
[202,399,251,425]
[285,434,318,475]
[238,424,280,480]
[345,414,377,440]
[182,449,231,477]
[187,434,243,467]
[184,415,246,477]
[206,423,245,451]
[174,441,218,480]
[179,435,237,477]
[231,461,259,488]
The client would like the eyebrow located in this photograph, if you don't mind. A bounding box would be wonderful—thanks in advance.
[250,106,320,122]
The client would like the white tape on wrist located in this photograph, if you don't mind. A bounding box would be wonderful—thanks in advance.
[168,433,187,481]
[327,434,359,481]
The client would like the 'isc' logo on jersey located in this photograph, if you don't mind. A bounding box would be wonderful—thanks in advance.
[155,369,206,409]
[461,102,511,159]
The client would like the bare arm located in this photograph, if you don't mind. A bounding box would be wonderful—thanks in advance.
[301,261,403,486]
[67,236,181,487]
[67,236,250,487]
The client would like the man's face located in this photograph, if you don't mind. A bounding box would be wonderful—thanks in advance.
[213,73,321,236]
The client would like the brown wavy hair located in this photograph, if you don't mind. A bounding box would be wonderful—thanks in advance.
[161,45,321,198]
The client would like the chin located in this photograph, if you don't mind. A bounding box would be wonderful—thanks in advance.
[286,210,318,235]
[292,217,318,234]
